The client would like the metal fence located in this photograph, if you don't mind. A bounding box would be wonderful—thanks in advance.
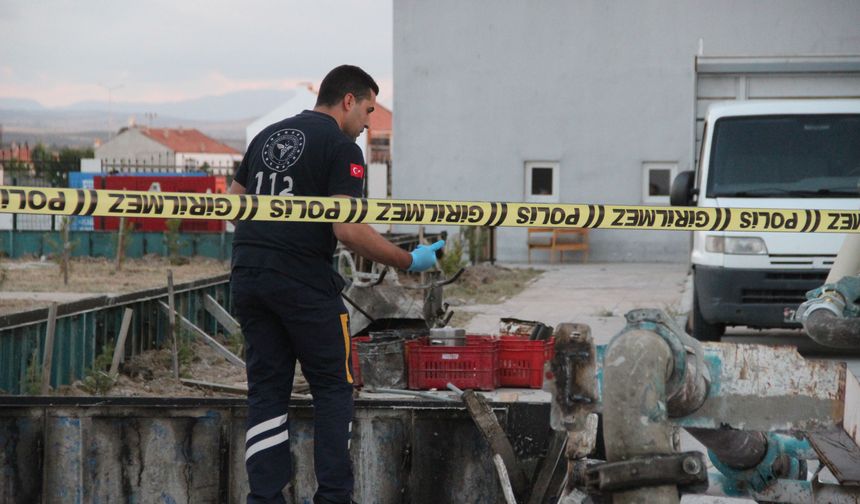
[2,171,58,231]
[1,229,233,260]
[0,274,231,395]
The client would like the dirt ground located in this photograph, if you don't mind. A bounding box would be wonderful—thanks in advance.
[443,264,543,327]
[0,256,230,316]
[58,339,250,398]
[444,263,542,305]
[0,255,229,293]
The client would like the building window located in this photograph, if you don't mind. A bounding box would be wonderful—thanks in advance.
[642,162,677,204]
[525,161,560,203]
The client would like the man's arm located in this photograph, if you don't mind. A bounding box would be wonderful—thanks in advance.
[229,180,245,195]
[228,181,245,225]
[330,194,415,270]
[333,222,413,270]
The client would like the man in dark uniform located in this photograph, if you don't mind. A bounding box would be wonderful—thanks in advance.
[228,65,443,504]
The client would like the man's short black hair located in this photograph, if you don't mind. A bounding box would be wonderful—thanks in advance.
[315,65,379,107]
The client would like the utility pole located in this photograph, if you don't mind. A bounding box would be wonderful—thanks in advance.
[101,83,124,139]
[144,112,158,127]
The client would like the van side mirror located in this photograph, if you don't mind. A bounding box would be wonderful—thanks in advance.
[670,170,697,206]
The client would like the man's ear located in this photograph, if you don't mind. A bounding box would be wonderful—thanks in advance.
[343,93,355,112]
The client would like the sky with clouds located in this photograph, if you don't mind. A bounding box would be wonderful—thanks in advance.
[0,0,393,107]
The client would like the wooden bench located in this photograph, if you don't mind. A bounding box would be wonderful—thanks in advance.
[527,227,589,263]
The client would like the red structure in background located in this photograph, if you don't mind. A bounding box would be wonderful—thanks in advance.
[93,175,227,232]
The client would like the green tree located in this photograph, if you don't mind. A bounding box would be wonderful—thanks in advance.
[3,158,29,174]
[30,144,92,186]
[30,143,51,162]
[31,143,61,185]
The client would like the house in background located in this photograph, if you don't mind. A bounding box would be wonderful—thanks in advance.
[0,142,33,183]
[367,104,392,165]
[95,127,242,175]
[0,142,34,230]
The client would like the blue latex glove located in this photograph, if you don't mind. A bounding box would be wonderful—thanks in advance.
[408,240,445,272]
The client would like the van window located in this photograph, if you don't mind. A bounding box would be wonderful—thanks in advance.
[707,114,860,198]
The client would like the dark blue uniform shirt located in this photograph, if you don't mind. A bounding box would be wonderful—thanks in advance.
[232,110,365,295]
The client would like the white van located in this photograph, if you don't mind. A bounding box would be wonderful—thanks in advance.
[671,100,860,340]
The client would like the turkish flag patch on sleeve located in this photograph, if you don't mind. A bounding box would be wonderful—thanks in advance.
[350,163,365,179]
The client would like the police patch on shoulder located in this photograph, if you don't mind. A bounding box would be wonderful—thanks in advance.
[261,128,305,172]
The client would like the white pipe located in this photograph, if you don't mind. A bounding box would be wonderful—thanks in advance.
[826,233,860,284]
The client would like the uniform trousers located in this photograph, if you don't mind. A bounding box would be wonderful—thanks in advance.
[231,267,355,504]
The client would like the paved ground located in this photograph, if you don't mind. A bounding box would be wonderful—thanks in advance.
[463,262,689,345]
[462,261,860,377]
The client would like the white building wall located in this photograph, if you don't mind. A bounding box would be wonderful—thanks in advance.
[393,0,860,262]
[95,129,173,166]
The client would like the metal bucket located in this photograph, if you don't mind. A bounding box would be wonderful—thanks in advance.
[429,327,466,346]
[369,328,429,341]
[356,338,407,389]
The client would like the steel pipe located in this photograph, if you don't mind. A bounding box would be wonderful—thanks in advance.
[804,309,860,349]
[826,233,860,284]
[686,428,768,469]
[603,329,679,504]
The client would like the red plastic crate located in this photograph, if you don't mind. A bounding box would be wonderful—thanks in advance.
[406,336,499,391]
[350,336,371,387]
[498,337,555,388]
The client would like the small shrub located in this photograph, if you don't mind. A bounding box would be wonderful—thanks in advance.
[80,341,117,395]
[178,334,195,369]
[463,226,489,264]
[24,348,43,395]
[439,235,465,277]
[165,219,189,265]
[44,217,77,284]
[114,219,136,270]
[225,330,245,359]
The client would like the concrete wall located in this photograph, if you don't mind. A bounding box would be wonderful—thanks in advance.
[0,398,550,504]
[392,0,860,262]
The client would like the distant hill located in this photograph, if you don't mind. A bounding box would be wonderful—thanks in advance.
[58,89,296,122]
[0,98,45,111]
[0,89,301,149]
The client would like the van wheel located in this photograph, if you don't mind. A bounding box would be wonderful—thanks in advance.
[691,288,725,342]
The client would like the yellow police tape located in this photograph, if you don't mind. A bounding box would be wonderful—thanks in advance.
[2,186,860,233]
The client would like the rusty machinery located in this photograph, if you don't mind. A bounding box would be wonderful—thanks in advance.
[547,303,859,503]
[546,230,860,503]
[338,243,860,503]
